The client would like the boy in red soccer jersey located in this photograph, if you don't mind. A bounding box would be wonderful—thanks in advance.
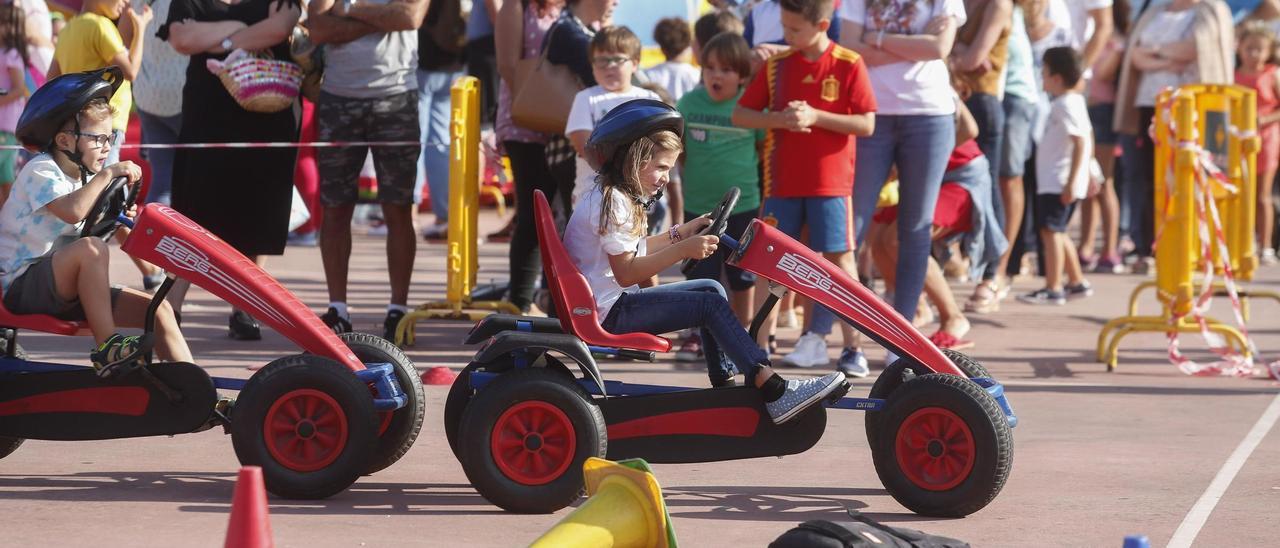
[732,0,876,377]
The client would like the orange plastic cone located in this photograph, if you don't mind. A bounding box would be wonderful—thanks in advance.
[421,366,458,385]
[224,466,273,548]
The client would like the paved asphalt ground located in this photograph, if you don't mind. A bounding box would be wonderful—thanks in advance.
[2,212,1279,547]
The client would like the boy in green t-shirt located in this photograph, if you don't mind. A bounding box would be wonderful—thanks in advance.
[673,32,761,362]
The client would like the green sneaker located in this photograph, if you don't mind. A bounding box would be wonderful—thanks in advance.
[90,334,145,378]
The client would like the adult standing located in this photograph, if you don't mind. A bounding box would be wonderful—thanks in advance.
[467,0,502,124]
[497,0,563,313]
[951,0,1011,240]
[417,0,467,240]
[20,0,53,76]
[308,0,427,340]
[134,0,189,206]
[160,0,302,339]
[1114,0,1232,272]
[839,0,967,324]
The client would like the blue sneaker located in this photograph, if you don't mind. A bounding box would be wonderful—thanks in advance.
[837,348,869,378]
[765,372,849,424]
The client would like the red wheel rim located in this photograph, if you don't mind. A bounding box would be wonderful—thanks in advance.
[894,407,976,491]
[490,401,576,486]
[264,389,349,472]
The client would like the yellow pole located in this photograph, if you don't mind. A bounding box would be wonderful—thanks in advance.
[1159,93,1197,318]
[448,77,480,312]
[1237,88,1259,280]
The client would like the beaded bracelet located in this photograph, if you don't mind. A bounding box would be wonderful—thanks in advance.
[669,223,683,243]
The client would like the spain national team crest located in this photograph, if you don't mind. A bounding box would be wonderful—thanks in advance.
[821,75,840,102]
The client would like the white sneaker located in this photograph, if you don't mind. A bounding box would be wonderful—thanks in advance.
[780,332,829,368]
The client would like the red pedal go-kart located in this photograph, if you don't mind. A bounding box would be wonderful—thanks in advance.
[446,189,1016,517]
[0,179,425,499]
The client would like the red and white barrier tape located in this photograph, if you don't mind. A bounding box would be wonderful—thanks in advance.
[1157,92,1280,379]
[0,139,433,150]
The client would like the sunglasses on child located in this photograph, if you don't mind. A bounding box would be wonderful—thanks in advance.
[591,55,633,68]
[62,130,117,148]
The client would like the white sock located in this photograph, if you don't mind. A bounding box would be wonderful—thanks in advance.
[388,304,410,314]
[329,302,349,319]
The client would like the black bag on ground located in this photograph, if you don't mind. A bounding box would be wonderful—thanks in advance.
[769,510,970,548]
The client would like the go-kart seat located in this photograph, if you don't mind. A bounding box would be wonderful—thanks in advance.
[0,288,87,336]
[533,190,671,353]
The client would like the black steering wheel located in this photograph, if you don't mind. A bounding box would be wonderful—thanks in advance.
[681,187,740,275]
[81,176,135,240]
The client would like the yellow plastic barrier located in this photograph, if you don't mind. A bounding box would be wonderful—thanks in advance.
[396,77,519,345]
[1097,85,1279,370]
[531,458,676,548]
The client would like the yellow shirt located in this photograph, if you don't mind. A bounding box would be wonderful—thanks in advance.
[53,13,131,131]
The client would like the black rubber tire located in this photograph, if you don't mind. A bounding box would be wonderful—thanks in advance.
[458,367,606,514]
[445,356,574,459]
[872,373,1013,517]
[866,349,991,452]
[232,354,379,499]
[0,436,23,459]
[338,332,425,475]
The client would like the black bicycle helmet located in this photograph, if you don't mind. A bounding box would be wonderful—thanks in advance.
[585,99,684,172]
[17,67,122,153]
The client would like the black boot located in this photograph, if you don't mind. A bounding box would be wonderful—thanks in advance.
[228,309,262,341]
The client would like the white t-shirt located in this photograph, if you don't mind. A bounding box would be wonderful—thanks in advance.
[1133,7,1197,107]
[1049,0,1112,51]
[643,61,701,103]
[1036,92,1093,199]
[1030,21,1075,142]
[564,186,648,318]
[0,155,82,290]
[565,85,660,203]
[837,0,966,116]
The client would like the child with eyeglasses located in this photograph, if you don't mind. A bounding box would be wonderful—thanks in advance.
[565,26,660,206]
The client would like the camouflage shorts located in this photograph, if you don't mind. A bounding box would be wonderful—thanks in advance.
[317,90,422,206]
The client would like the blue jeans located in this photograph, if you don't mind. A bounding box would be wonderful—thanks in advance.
[601,279,765,385]
[966,92,1005,223]
[417,68,464,218]
[853,114,955,321]
[137,109,182,205]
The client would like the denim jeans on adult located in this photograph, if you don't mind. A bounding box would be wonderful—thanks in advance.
[966,92,1005,223]
[416,69,464,220]
[137,109,182,205]
[601,279,765,385]
[853,114,955,321]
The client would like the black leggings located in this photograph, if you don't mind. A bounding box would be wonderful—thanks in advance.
[505,140,564,310]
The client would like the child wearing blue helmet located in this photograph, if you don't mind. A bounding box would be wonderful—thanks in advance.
[0,68,191,376]
[562,98,847,424]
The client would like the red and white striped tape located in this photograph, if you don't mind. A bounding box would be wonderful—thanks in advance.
[0,139,435,150]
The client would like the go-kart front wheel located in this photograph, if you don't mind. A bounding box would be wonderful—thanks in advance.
[338,332,425,474]
[871,373,1012,517]
[866,349,991,452]
[458,368,606,513]
[231,354,378,499]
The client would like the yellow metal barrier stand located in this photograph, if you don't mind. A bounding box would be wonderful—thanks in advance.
[395,77,520,346]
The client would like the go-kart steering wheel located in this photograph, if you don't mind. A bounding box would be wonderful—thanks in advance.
[81,176,135,240]
[681,187,740,275]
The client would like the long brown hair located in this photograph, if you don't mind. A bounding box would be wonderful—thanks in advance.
[0,2,28,68]
[597,129,682,238]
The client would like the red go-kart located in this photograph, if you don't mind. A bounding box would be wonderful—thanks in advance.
[446,189,1016,517]
[0,179,425,499]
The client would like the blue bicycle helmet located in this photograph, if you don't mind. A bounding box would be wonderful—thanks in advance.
[17,67,123,167]
[584,99,684,172]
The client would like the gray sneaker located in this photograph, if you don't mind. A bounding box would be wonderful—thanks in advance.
[765,372,849,424]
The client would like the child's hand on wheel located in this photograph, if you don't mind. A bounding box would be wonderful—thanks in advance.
[682,234,719,260]
[107,161,143,184]
[679,214,712,238]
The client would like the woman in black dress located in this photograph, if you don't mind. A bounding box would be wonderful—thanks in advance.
[160,0,301,339]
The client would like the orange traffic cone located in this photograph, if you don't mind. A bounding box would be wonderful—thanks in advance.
[421,366,457,385]
[224,466,273,548]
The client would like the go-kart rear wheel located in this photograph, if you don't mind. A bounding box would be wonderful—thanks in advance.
[445,355,574,459]
[458,367,605,513]
[338,332,425,474]
[866,349,991,452]
[872,373,1012,517]
[0,436,23,459]
[232,354,378,500]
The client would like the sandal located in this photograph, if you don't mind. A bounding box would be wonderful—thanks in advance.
[965,280,1000,314]
[929,330,975,350]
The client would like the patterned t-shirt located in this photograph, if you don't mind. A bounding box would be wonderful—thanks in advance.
[0,155,82,290]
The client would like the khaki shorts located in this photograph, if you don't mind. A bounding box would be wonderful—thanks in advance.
[4,254,123,321]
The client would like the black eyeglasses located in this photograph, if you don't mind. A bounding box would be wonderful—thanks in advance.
[63,130,117,148]
[591,55,633,68]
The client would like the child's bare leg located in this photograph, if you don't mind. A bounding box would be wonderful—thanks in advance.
[996,176,1025,285]
[730,288,753,327]
[869,220,898,291]
[1041,229,1064,291]
[1062,232,1086,286]
[1097,151,1120,257]
[51,238,115,344]
[1259,167,1276,251]
[1078,195,1099,259]
[113,288,193,363]
[924,257,969,337]
[824,250,862,350]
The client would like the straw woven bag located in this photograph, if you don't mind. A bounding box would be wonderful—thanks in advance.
[207,49,303,113]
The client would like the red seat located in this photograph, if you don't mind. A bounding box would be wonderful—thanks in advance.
[0,288,89,336]
[533,190,671,353]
